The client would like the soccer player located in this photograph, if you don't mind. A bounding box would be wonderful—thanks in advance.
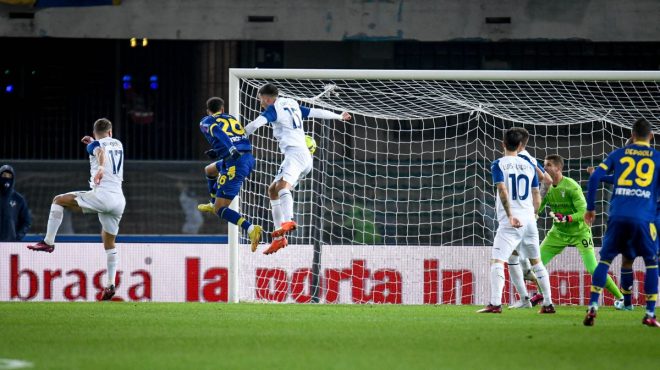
[26,118,125,301]
[478,127,555,314]
[531,154,624,308]
[507,129,553,308]
[588,137,660,311]
[583,118,660,327]
[196,97,263,252]
[244,83,351,255]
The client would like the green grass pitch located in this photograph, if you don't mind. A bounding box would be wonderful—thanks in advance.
[0,303,657,370]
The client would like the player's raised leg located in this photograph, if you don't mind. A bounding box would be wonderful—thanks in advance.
[214,195,262,253]
[213,159,262,251]
[198,162,220,213]
[28,193,82,252]
[269,183,297,238]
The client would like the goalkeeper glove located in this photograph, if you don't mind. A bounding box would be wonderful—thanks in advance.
[550,212,573,223]
[228,146,242,160]
[204,149,220,159]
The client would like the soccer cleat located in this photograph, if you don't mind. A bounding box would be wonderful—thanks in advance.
[530,293,544,307]
[197,202,215,213]
[583,307,597,326]
[271,220,297,238]
[509,298,532,309]
[642,314,660,327]
[264,236,288,255]
[101,285,115,301]
[539,304,556,314]
[27,241,55,253]
[477,304,502,313]
[248,225,263,253]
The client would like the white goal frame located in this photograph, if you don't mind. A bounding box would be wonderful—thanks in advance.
[227,68,660,303]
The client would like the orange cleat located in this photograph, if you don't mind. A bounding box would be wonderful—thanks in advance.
[272,220,297,238]
[264,236,288,255]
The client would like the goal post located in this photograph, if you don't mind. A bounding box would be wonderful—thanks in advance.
[228,68,660,304]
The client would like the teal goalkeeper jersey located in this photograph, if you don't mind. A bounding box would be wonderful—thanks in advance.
[539,177,590,236]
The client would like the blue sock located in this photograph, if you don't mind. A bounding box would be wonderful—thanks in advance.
[590,261,611,306]
[620,268,634,306]
[644,260,658,316]
[217,206,252,232]
[206,176,217,204]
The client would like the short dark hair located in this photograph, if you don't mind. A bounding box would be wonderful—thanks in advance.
[519,127,530,146]
[632,118,652,138]
[93,118,112,134]
[545,154,564,168]
[258,83,279,97]
[206,97,224,114]
[503,127,525,151]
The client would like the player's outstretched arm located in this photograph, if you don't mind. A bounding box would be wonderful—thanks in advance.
[244,116,268,136]
[304,107,351,121]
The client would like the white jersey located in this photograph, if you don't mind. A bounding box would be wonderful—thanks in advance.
[491,155,538,225]
[87,136,124,193]
[262,97,308,154]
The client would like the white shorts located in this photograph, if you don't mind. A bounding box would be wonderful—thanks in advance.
[275,149,313,188]
[70,189,126,235]
[492,222,540,262]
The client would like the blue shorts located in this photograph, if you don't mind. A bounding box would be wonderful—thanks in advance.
[600,217,659,262]
[215,153,254,200]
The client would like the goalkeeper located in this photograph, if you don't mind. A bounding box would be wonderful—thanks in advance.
[533,154,624,308]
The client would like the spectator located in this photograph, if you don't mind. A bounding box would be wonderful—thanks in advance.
[0,165,31,241]
[176,181,203,234]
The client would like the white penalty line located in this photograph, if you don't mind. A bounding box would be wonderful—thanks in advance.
[0,358,33,369]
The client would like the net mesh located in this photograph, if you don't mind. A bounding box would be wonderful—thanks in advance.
[235,73,659,305]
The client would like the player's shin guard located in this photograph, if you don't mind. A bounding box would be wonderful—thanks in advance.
[531,262,553,305]
[508,255,529,300]
[106,248,118,287]
[643,259,658,316]
[590,261,611,307]
[490,263,505,306]
[217,206,252,232]
[620,267,634,307]
[278,189,294,221]
[44,204,64,246]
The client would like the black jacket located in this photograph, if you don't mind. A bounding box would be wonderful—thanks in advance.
[0,165,32,241]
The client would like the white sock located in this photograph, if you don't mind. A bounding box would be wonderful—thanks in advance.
[270,199,284,228]
[508,256,529,300]
[106,248,118,287]
[44,204,64,245]
[490,263,505,306]
[278,189,294,222]
[532,262,553,305]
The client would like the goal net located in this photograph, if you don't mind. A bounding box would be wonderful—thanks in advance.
[230,69,660,305]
